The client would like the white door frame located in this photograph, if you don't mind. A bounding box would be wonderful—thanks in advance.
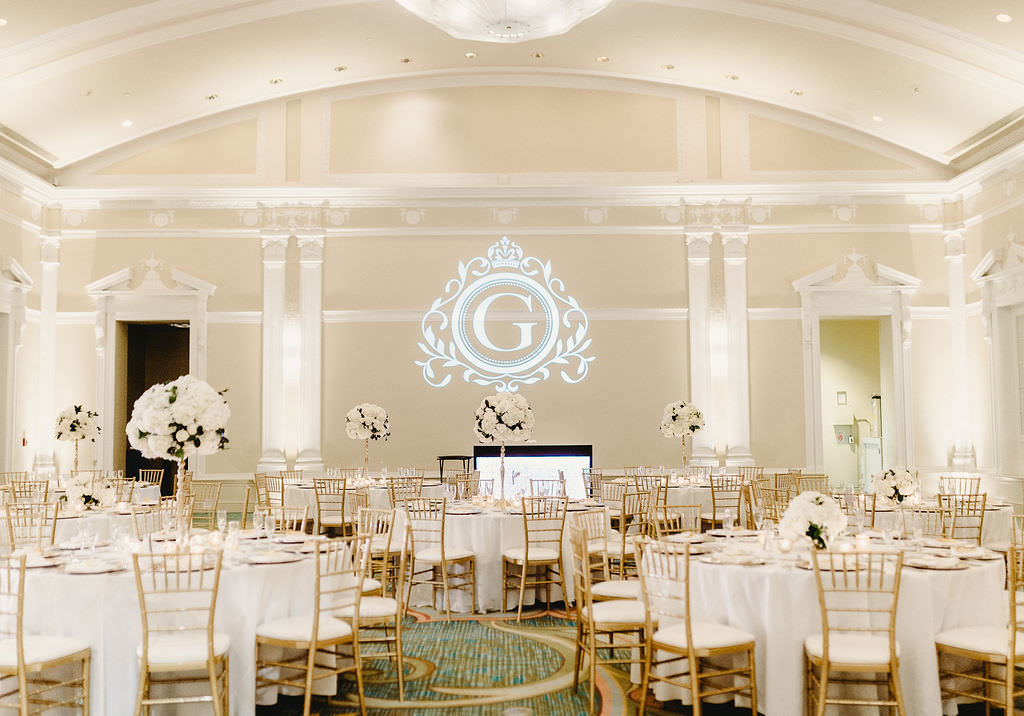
[86,258,215,472]
[794,253,920,472]
[0,261,31,471]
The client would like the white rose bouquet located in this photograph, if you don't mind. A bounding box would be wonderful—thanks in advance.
[54,405,101,442]
[780,491,848,550]
[872,468,917,504]
[63,473,115,509]
[660,400,704,437]
[474,392,535,444]
[345,404,390,441]
[126,375,230,462]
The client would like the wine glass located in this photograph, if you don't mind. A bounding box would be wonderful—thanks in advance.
[216,509,228,533]
[253,508,265,541]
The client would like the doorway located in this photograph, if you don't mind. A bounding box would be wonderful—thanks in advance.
[819,318,893,488]
[118,322,189,494]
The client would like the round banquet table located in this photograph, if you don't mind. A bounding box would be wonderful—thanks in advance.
[870,502,1013,547]
[285,482,447,532]
[24,549,320,715]
[645,547,1005,716]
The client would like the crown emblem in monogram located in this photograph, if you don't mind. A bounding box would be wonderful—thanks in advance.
[487,237,524,269]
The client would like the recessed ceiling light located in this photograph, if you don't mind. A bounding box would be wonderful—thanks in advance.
[662,63,675,70]
[725,73,740,81]
[532,51,544,59]
[205,94,218,101]
[595,55,609,62]
[872,115,884,122]
[399,57,412,63]
[269,78,283,85]
[0,18,8,26]
[464,51,478,59]
[996,13,1012,22]
[333,65,348,72]
[789,88,804,96]
[121,119,133,127]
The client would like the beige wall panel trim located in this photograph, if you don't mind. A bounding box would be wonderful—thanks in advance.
[0,209,40,236]
[321,308,689,324]
[208,311,262,324]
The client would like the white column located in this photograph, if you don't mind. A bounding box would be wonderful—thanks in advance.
[686,232,715,464]
[800,305,823,471]
[295,235,324,472]
[33,233,59,476]
[722,232,754,465]
[945,229,975,469]
[257,235,289,472]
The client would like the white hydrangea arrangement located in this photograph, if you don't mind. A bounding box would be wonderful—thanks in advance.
[660,400,704,437]
[779,491,848,550]
[54,405,101,442]
[345,404,390,441]
[126,375,230,461]
[872,467,918,504]
[63,473,115,509]
[474,392,535,443]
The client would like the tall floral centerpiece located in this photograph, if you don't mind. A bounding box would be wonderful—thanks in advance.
[872,467,918,504]
[474,392,535,507]
[345,403,390,474]
[660,400,704,469]
[126,375,230,525]
[780,491,848,550]
[54,405,100,473]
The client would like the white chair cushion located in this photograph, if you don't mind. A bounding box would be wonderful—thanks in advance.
[602,539,636,557]
[700,512,722,522]
[502,546,560,564]
[589,599,646,625]
[334,596,399,620]
[0,636,89,668]
[415,546,474,563]
[804,633,898,665]
[654,621,754,650]
[361,577,382,594]
[320,516,347,526]
[592,580,642,600]
[256,614,352,643]
[139,632,230,666]
[370,535,397,553]
[935,626,1024,657]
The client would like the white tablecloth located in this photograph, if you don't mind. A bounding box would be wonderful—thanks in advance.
[25,555,316,715]
[870,504,1013,547]
[651,555,1004,716]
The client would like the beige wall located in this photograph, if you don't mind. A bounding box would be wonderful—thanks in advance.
[748,320,805,468]
[205,324,260,474]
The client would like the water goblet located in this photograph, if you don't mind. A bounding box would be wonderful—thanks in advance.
[216,509,228,533]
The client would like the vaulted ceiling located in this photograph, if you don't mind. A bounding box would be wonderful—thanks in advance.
[1,0,1022,174]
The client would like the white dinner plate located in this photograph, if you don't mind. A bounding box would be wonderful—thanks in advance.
[447,507,483,515]
[700,554,765,566]
[64,559,125,575]
[58,540,111,551]
[903,556,966,570]
[707,529,759,538]
[273,532,309,544]
[247,551,303,565]
[664,533,707,544]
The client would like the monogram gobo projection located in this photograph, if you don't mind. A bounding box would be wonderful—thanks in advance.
[416,238,594,392]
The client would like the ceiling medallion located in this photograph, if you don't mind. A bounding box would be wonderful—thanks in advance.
[393,0,614,43]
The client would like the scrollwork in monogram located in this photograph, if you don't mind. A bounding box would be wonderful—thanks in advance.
[416,238,594,392]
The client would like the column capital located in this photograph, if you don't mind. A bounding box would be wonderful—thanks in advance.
[721,232,749,264]
[39,231,61,264]
[944,228,966,259]
[297,234,325,263]
[260,234,289,262]
[685,232,713,262]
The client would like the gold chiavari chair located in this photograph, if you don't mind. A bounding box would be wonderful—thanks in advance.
[477,478,495,497]
[745,479,766,529]
[0,485,14,507]
[264,475,285,507]
[568,520,646,714]
[240,484,253,529]
[581,467,603,500]
[172,493,197,527]
[132,548,228,715]
[631,473,667,499]
[833,491,876,530]
[279,469,304,485]
[252,473,271,511]
[451,472,479,500]
[530,476,566,497]
[131,504,171,540]
[358,507,402,598]
[503,497,569,621]
[338,468,363,480]
[903,505,949,540]
[137,469,164,489]
[395,468,425,479]
[9,480,48,504]
[623,466,642,478]
[255,536,368,716]
[806,549,906,716]
[314,477,352,536]
[0,472,27,487]
[263,505,309,534]
[604,490,649,578]
[773,472,798,492]
[601,481,628,527]
[191,482,221,530]
[738,466,764,483]
[570,509,642,602]
[702,475,745,531]
[762,487,794,522]
[939,493,986,545]
[0,553,91,714]
[405,498,477,620]
[387,476,423,508]
[108,476,135,504]
[685,464,713,481]
[797,474,830,494]
[5,503,59,550]
[637,539,758,716]
[650,504,702,539]
[937,543,1024,714]
[938,475,981,496]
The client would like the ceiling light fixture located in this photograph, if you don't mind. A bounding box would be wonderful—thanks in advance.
[464,51,478,58]
[872,115,884,122]
[662,64,675,70]
[532,51,544,59]
[334,65,348,72]
[0,19,7,26]
[596,55,609,62]
[393,0,614,43]
[399,57,412,63]
[996,13,1012,22]
[205,94,219,101]
[121,119,133,127]
[269,78,283,85]
[789,88,804,96]
[725,73,740,81]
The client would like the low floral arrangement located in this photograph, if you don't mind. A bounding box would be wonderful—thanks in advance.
[345,403,390,441]
[63,473,115,509]
[54,405,100,442]
[474,392,535,443]
[779,491,848,550]
[660,400,704,438]
[872,467,917,504]
[126,375,230,461]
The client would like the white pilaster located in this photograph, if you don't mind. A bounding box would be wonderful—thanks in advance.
[686,232,715,464]
[34,233,59,476]
[945,229,975,468]
[295,235,324,472]
[257,235,289,472]
[722,232,754,466]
